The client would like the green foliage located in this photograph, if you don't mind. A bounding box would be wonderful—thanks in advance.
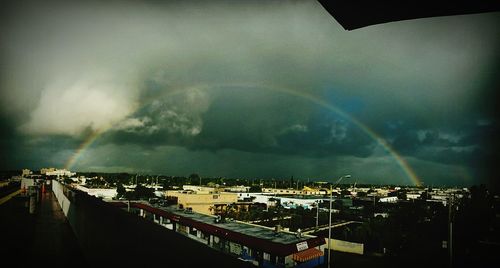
[124,184,155,200]
[249,185,262,192]
[116,183,126,198]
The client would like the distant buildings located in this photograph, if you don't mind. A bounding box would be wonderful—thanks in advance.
[39,168,76,177]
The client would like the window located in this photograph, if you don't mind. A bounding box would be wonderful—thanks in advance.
[189,227,197,236]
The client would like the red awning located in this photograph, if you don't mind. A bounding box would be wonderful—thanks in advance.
[292,248,324,262]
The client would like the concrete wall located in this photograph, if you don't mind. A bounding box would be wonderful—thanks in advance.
[51,180,253,267]
[52,179,71,216]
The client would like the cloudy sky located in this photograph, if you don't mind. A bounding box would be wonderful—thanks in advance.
[1,0,498,187]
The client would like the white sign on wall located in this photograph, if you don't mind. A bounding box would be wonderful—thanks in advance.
[296,241,308,251]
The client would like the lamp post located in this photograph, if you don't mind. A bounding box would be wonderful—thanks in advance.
[327,174,351,268]
[448,194,455,268]
[316,200,320,230]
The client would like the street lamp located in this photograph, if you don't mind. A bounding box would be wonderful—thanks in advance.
[327,174,351,268]
[316,200,319,230]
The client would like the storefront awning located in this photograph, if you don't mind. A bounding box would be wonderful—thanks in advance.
[292,248,324,262]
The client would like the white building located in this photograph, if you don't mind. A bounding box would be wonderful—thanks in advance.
[74,185,117,199]
[379,196,398,203]
[406,193,421,200]
[45,169,76,177]
[22,169,32,177]
[236,193,279,208]
[224,185,251,192]
[278,196,322,210]
[262,187,325,195]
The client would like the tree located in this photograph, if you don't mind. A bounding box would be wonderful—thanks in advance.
[249,185,262,192]
[357,191,367,197]
[133,184,155,200]
[341,189,351,196]
[189,173,201,185]
[116,183,126,198]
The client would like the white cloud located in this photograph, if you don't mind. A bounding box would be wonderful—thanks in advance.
[20,74,138,136]
[114,117,151,132]
[146,87,211,136]
[438,131,463,143]
[328,120,347,143]
[281,124,308,134]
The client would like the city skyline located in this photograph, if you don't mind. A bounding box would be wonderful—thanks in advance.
[0,0,499,188]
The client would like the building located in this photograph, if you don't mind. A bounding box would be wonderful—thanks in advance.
[277,196,323,210]
[21,177,35,190]
[262,187,325,196]
[111,201,326,268]
[45,169,76,177]
[182,185,217,193]
[165,190,238,215]
[22,169,32,177]
[237,193,279,208]
[379,196,398,203]
[74,185,117,200]
[40,168,56,175]
[224,185,251,192]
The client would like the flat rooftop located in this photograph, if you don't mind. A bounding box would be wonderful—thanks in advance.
[157,204,312,245]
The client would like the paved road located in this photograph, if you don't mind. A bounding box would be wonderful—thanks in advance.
[0,190,87,267]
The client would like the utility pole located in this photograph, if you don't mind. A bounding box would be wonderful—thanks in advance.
[316,200,319,230]
[327,184,333,267]
[328,175,351,268]
[448,194,454,268]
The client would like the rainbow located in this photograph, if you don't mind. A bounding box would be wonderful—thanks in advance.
[65,129,104,171]
[65,83,422,186]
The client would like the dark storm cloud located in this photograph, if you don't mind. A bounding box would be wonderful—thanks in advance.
[381,117,499,186]
[0,0,499,186]
[102,86,377,158]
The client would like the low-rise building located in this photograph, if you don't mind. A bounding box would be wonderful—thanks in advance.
[224,185,251,193]
[262,187,326,196]
[40,167,56,175]
[44,168,76,177]
[74,185,117,200]
[182,185,217,193]
[165,190,238,215]
[22,169,32,177]
[278,196,323,210]
[111,201,326,268]
[379,196,398,203]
